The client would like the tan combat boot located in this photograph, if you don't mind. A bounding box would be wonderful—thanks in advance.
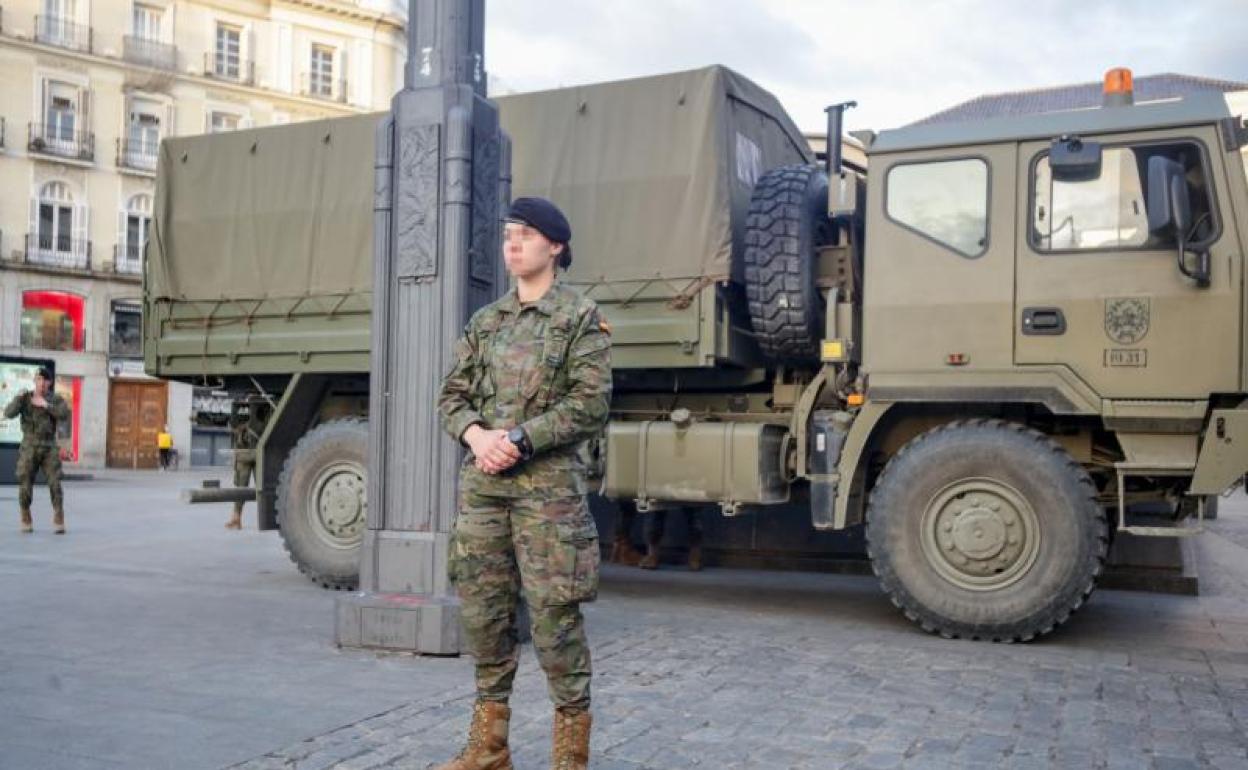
[435,700,513,770]
[52,510,66,535]
[609,535,643,566]
[550,708,591,770]
[638,543,660,570]
[20,509,33,534]
[687,544,703,572]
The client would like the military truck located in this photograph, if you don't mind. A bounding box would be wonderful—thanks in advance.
[149,65,1248,641]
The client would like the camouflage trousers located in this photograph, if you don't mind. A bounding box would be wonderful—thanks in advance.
[449,488,601,711]
[233,458,255,515]
[16,444,63,514]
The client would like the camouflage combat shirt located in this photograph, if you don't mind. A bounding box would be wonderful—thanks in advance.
[3,391,71,448]
[438,282,612,498]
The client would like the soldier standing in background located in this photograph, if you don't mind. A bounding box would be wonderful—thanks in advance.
[610,501,643,565]
[226,403,259,530]
[437,197,612,770]
[4,367,71,534]
[639,506,704,571]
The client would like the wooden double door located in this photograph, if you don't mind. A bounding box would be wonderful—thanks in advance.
[107,380,167,469]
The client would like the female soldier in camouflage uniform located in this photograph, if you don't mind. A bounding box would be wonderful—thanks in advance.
[437,197,611,770]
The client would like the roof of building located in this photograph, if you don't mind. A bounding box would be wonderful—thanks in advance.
[913,72,1248,127]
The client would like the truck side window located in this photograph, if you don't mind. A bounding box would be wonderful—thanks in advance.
[1033,142,1215,252]
[885,158,989,257]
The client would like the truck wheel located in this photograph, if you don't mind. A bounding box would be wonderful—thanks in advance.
[277,418,367,590]
[866,419,1107,642]
[743,164,832,363]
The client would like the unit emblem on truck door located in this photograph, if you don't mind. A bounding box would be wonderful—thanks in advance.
[1104,297,1150,345]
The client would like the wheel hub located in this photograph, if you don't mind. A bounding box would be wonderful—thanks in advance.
[309,463,366,547]
[921,478,1040,591]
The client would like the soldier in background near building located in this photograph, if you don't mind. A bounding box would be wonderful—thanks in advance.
[226,403,260,530]
[3,367,71,534]
[436,198,612,770]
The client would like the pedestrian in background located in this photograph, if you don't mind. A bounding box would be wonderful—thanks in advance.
[157,424,173,471]
[3,367,71,534]
[436,197,612,770]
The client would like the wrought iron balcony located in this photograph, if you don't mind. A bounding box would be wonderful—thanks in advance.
[113,242,143,276]
[124,35,177,70]
[35,14,92,53]
[204,52,255,85]
[116,137,159,172]
[24,233,91,270]
[28,123,94,162]
[299,72,348,103]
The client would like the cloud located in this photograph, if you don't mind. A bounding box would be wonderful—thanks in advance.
[483,0,1248,133]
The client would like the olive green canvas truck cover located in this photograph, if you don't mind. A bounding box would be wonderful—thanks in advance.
[145,66,811,378]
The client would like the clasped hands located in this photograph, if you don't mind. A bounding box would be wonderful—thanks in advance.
[463,425,522,475]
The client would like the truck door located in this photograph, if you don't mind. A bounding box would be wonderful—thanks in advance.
[1014,127,1241,398]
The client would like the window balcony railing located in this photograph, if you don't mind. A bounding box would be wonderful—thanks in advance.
[113,242,143,275]
[1,117,6,149]
[35,14,92,53]
[124,35,177,70]
[117,138,159,172]
[204,52,255,85]
[299,72,347,103]
[24,233,91,270]
[28,123,94,162]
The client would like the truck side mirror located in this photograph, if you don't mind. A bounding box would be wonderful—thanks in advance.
[1049,136,1102,182]
[1146,157,1191,234]
[1147,156,1208,287]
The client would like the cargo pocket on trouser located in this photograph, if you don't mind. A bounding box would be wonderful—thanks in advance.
[549,502,600,605]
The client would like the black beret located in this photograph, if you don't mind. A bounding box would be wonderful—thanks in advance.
[504,197,573,268]
[504,197,571,244]
[35,367,52,380]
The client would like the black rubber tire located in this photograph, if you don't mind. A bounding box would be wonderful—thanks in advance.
[743,164,831,363]
[866,419,1108,642]
[276,418,367,590]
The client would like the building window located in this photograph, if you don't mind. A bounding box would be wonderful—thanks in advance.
[215,23,241,79]
[209,111,240,133]
[132,3,162,40]
[1032,142,1216,252]
[886,158,989,258]
[110,300,143,358]
[310,44,334,97]
[37,0,89,52]
[37,181,73,254]
[118,193,152,273]
[32,79,92,161]
[45,81,77,142]
[29,181,88,269]
[20,291,86,352]
[122,99,161,171]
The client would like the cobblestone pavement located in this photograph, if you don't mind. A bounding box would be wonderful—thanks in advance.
[233,502,1248,770]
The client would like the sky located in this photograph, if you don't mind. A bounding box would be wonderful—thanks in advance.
[475,0,1248,134]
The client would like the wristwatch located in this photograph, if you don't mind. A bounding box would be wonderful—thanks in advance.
[507,426,534,461]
